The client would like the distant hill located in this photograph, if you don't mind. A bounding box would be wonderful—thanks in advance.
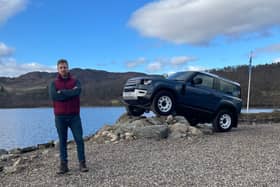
[211,62,280,107]
[0,62,280,108]
[0,69,145,108]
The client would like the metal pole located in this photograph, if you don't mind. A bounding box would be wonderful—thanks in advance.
[246,52,253,113]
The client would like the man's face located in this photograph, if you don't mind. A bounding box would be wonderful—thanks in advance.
[57,62,69,78]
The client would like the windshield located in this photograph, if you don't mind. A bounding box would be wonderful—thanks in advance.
[167,71,194,81]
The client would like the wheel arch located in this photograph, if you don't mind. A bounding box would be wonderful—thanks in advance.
[151,87,177,102]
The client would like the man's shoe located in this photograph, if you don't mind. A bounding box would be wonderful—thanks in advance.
[57,162,69,175]
[79,161,89,172]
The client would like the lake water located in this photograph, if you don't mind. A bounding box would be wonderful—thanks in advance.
[0,107,126,150]
[241,108,280,113]
[0,107,279,150]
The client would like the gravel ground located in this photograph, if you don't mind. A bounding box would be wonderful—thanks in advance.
[2,123,280,186]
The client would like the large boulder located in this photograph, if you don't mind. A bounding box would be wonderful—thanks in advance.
[133,125,169,140]
[91,113,210,144]
[169,123,189,139]
[8,148,21,155]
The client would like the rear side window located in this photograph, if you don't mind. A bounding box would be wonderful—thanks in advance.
[219,80,241,98]
[193,74,214,89]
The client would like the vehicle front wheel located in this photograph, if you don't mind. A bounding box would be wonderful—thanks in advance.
[152,91,175,116]
[212,109,233,132]
[126,106,145,116]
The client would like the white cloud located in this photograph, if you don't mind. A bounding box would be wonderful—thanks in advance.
[170,56,196,65]
[126,57,146,68]
[255,43,280,55]
[143,55,198,73]
[0,42,14,57]
[129,0,280,45]
[273,58,280,63]
[166,71,176,77]
[186,65,207,71]
[0,58,56,77]
[0,42,56,77]
[0,0,28,24]
[147,61,162,72]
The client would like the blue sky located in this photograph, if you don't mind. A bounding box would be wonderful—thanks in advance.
[0,0,280,77]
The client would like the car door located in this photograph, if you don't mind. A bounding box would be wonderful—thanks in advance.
[182,73,221,112]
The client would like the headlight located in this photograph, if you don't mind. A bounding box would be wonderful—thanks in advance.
[142,79,152,85]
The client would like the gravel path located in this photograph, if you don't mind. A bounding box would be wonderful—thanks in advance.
[2,123,280,186]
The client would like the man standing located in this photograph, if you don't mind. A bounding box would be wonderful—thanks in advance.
[49,59,88,174]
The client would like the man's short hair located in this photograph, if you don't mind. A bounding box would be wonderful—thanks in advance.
[57,59,68,67]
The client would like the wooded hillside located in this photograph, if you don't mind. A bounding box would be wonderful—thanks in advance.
[0,62,279,108]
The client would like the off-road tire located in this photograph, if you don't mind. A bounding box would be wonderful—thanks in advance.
[213,109,234,132]
[152,91,175,116]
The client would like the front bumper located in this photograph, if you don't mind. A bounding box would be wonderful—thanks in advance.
[122,89,152,108]
[122,89,148,100]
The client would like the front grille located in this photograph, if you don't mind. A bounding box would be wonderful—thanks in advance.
[126,79,139,86]
[123,79,140,91]
[124,88,135,92]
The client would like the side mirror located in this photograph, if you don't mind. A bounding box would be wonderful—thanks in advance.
[192,77,202,85]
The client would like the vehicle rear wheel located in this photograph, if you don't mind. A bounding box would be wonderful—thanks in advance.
[152,91,175,116]
[212,109,233,132]
[126,105,145,116]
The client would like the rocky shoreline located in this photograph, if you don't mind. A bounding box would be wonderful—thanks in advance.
[1,111,279,154]
[1,112,280,186]
[0,114,208,175]
[239,111,280,124]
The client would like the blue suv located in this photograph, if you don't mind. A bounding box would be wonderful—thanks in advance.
[122,71,242,132]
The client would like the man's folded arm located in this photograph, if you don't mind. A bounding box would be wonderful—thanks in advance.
[60,80,81,97]
[48,81,68,101]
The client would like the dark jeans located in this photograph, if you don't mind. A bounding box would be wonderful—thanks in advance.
[55,115,85,163]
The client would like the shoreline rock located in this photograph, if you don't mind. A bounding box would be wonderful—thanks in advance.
[239,111,280,124]
[0,149,8,156]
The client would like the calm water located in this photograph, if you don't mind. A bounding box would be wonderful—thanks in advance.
[0,107,279,150]
[0,107,125,150]
[241,108,280,113]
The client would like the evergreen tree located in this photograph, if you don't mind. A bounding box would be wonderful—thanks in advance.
[0,85,4,92]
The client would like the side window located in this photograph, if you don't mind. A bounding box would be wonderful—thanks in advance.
[192,74,214,89]
[219,80,240,97]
